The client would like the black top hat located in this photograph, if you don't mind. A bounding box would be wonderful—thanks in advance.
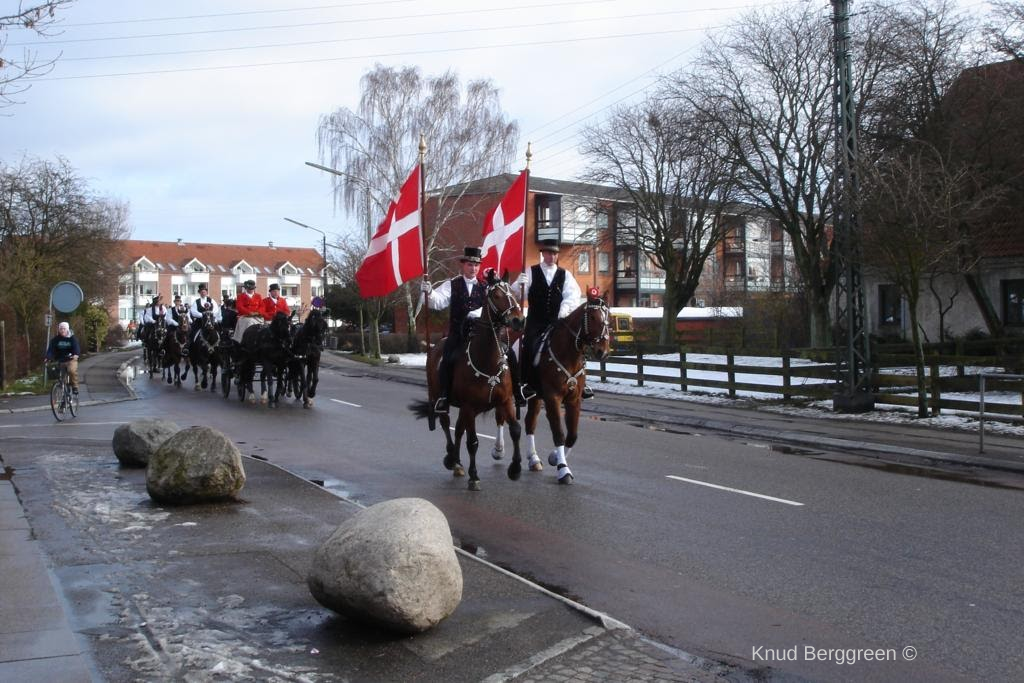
[268,283,280,291]
[173,295,182,301]
[243,279,256,289]
[198,284,208,291]
[538,238,560,253]
[460,246,483,263]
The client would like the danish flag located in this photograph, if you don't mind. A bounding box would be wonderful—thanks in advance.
[356,165,424,298]
[479,171,528,277]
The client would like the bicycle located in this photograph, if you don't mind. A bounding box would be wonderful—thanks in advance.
[50,361,80,422]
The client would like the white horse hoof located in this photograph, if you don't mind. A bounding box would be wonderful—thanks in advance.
[528,454,543,472]
[557,467,574,484]
[548,450,559,467]
[491,446,504,461]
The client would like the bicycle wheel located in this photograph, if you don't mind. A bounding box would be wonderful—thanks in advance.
[50,381,67,422]
[69,387,79,417]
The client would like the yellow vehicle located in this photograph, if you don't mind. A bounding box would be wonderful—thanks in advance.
[610,312,634,345]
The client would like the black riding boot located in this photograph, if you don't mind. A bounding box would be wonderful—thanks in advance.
[506,350,533,406]
[581,384,595,399]
[434,358,452,414]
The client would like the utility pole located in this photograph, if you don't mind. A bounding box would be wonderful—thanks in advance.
[831,0,874,412]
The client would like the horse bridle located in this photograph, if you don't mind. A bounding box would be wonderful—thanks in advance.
[464,280,521,399]
[569,299,611,354]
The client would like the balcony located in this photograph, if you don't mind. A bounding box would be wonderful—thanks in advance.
[615,270,666,292]
[722,239,745,254]
[187,272,210,284]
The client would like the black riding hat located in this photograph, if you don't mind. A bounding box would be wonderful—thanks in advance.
[243,279,256,289]
[539,238,560,253]
[460,246,482,263]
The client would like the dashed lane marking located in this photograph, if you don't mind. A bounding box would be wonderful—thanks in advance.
[329,398,362,408]
[666,475,804,506]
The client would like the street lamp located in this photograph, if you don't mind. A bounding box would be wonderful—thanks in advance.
[283,217,329,297]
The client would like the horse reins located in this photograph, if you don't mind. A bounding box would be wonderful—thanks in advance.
[464,281,520,402]
[545,299,610,392]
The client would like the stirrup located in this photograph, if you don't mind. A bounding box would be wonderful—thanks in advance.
[433,397,449,414]
[518,385,536,402]
[581,385,594,399]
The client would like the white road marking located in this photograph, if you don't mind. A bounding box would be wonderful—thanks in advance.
[0,421,126,429]
[448,426,495,441]
[329,398,362,408]
[666,475,804,507]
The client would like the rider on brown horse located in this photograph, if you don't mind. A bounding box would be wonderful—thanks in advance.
[421,246,487,414]
[515,238,594,400]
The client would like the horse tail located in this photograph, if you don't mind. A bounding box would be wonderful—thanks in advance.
[409,399,436,431]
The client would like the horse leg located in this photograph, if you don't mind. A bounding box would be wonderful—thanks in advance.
[543,395,573,484]
[525,398,543,472]
[175,362,182,387]
[499,403,523,481]
[461,411,480,491]
[491,422,505,460]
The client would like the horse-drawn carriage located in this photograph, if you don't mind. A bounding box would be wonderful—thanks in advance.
[143,305,328,409]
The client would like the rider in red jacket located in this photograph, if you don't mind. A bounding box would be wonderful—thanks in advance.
[261,283,291,321]
[236,281,262,317]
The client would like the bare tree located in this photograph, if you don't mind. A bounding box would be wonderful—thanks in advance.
[985,0,1024,60]
[670,5,840,346]
[0,155,128,373]
[859,143,995,416]
[1,1,74,109]
[316,65,518,351]
[580,96,740,344]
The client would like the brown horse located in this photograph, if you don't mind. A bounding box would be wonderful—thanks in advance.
[412,270,525,491]
[520,290,611,484]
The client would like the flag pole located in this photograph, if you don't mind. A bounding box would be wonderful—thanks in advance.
[419,133,430,354]
[517,143,532,419]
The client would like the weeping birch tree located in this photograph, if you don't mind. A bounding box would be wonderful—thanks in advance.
[316,65,518,351]
[1,1,75,108]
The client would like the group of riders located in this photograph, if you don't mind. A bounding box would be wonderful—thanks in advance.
[134,279,326,406]
[136,279,292,347]
[422,238,595,415]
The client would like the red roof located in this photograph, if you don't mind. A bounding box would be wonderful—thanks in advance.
[116,240,323,274]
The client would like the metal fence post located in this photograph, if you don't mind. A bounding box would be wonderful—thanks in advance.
[978,373,985,454]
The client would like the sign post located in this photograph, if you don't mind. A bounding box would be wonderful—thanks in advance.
[46,281,85,363]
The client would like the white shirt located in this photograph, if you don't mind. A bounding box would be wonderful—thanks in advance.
[143,304,165,324]
[190,296,221,322]
[519,262,582,319]
[164,304,187,327]
[425,276,482,319]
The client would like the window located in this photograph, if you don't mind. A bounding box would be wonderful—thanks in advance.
[119,283,132,296]
[577,251,590,273]
[878,284,902,326]
[598,252,610,274]
[1002,279,1024,326]
[172,284,187,297]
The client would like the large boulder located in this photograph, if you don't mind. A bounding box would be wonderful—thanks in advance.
[112,419,180,467]
[146,426,246,504]
[308,498,462,634]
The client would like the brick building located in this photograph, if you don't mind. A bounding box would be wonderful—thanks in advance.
[113,239,326,328]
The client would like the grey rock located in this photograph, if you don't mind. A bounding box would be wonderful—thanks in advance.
[112,419,180,467]
[146,426,246,504]
[308,498,462,634]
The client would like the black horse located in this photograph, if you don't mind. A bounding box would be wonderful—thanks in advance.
[188,311,221,392]
[162,319,190,387]
[239,312,291,406]
[144,319,167,378]
[287,308,328,408]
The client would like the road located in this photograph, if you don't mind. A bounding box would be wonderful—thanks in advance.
[2,352,1021,682]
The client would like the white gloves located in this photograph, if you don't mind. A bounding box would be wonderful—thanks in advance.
[515,273,528,287]
[420,280,432,294]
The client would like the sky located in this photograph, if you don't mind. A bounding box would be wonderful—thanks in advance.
[0,0,767,252]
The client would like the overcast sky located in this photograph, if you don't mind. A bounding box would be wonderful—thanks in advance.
[1,0,767,251]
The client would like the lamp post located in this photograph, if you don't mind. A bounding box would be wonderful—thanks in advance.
[283,216,328,278]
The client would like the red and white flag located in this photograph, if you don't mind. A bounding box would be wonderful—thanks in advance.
[479,171,527,277]
[356,165,423,298]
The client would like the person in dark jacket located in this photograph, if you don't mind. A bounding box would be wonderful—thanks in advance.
[515,238,593,399]
[421,246,486,414]
[44,321,81,394]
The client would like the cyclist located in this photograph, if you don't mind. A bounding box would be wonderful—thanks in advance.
[44,321,81,395]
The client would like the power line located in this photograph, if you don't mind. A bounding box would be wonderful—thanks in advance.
[39,27,716,81]
[55,0,418,28]
[59,8,719,63]
[10,0,622,46]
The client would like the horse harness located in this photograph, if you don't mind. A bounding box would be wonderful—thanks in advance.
[542,299,610,392]
[462,281,520,402]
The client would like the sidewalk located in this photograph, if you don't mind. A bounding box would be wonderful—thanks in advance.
[0,352,734,682]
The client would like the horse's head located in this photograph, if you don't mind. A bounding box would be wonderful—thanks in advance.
[573,287,611,360]
[270,311,291,340]
[201,310,216,332]
[305,308,328,344]
[482,268,524,331]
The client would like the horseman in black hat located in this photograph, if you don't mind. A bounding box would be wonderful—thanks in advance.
[421,246,486,414]
[515,238,592,399]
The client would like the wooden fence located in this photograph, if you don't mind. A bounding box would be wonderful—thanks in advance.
[591,341,1024,423]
